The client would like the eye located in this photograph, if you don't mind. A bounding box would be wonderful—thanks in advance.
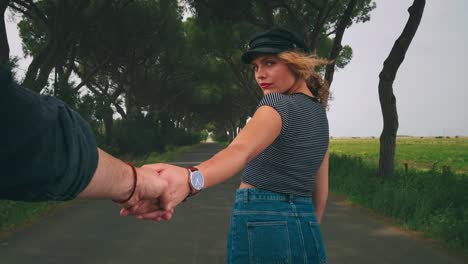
[252,65,258,72]
[265,60,275,66]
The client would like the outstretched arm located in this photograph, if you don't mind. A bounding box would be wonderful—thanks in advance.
[123,105,282,217]
[0,66,167,209]
[78,148,168,208]
[196,105,282,188]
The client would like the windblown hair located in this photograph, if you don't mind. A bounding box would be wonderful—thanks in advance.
[278,51,331,108]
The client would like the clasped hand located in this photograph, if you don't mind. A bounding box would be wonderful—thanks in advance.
[119,164,191,222]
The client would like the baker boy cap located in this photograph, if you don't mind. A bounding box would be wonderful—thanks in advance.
[241,27,310,64]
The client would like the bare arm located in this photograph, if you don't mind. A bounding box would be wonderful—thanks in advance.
[139,105,282,210]
[78,148,168,207]
[198,106,282,188]
[77,148,134,201]
[313,148,329,224]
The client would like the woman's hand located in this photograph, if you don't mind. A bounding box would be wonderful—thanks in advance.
[120,163,190,221]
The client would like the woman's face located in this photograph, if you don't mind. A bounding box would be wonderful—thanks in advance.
[251,54,297,95]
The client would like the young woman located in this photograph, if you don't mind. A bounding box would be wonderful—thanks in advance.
[123,27,330,264]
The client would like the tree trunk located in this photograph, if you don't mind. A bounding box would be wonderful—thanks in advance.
[19,0,112,93]
[325,0,357,86]
[22,38,64,93]
[308,0,337,53]
[378,0,425,177]
[104,113,113,146]
[0,1,9,65]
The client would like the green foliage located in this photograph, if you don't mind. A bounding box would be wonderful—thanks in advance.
[134,145,196,166]
[199,129,209,141]
[111,112,200,155]
[331,137,468,250]
[212,130,228,143]
[0,200,64,234]
[330,154,468,250]
[8,0,376,152]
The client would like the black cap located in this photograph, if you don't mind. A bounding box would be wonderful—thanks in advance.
[241,27,310,64]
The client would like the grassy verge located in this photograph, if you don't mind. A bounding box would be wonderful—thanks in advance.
[330,137,468,174]
[0,201,67,238]
[330,153,468,251]
[0,144,196,238]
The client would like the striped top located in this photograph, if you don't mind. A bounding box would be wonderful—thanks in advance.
[242,92,329,196]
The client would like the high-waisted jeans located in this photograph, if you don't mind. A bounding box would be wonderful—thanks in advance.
[226,188,327,264]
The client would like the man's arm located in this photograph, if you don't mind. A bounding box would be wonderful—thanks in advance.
[0,66,166,204]
[78,148,168,207]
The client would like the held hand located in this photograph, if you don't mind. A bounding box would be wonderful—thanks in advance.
[143,163,191,210]
[116,166,173,221]
[120,163,190,220]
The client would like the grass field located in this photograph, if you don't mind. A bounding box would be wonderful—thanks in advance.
[330,137,468,173]
[329,136,468,250]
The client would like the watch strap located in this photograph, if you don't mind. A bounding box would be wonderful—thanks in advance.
[187,166,202,198]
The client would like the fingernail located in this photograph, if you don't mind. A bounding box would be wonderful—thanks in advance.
[120,208,127,216]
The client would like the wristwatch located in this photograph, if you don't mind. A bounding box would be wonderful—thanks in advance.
[187,166,205,197]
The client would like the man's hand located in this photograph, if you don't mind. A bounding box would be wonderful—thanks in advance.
[120,163,190,221]
[117,166,174,221]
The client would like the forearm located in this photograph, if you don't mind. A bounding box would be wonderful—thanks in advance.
[313,188,328,224]
[78,148,134,201]
[313,148,329,224]
[196,143,249,188]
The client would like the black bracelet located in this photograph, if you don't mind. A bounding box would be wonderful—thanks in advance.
[112,162,137,204]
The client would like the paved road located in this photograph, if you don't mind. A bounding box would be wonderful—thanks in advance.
[1,143,466,263]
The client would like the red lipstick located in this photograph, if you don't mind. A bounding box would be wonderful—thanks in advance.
[260,83,272,89]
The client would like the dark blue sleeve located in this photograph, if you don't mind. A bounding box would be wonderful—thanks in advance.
[0,66,98,201]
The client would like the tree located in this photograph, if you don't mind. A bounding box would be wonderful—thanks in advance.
[378,0,425,177]
[324,0,358,86]
[185,0,375,90]
[0,0,9,65]
[8,0,123,92]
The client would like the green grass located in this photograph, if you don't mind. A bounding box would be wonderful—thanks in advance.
[329,137,468,251]
[0,144,196,237]
[0,201,66,235]
[330,137,468,173]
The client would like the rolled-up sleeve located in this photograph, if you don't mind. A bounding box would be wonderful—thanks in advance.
[0,67,98,201]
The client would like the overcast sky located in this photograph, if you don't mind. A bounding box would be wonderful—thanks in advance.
[328,0,468,137]
[5,0,468,137]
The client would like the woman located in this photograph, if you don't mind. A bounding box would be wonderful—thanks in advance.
[124,27,330,264]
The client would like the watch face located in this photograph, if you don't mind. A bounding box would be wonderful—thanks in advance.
[191,171,204,191]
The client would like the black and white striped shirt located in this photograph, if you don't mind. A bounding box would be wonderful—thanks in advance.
[242,92,329,196]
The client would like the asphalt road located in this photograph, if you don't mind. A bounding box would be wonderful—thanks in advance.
[0,143,466,263]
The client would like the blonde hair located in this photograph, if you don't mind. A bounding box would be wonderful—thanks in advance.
[277,51,331,108]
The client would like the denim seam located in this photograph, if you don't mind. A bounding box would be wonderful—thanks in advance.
[291,201,308,264]
[309,221,327,264]
[235,198,311,203]
[229,216,236,264]
[233,210,315,217]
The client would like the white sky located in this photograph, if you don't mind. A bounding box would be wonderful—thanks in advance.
[5,0,468,136]
[328,0,468,137]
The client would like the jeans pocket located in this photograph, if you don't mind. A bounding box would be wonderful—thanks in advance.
[309,222,328,264]
[247,221,291,264]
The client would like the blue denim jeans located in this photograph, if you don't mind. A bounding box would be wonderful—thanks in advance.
[226,188,327,264]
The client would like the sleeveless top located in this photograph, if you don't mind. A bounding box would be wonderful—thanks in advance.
[242,93,329,196]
